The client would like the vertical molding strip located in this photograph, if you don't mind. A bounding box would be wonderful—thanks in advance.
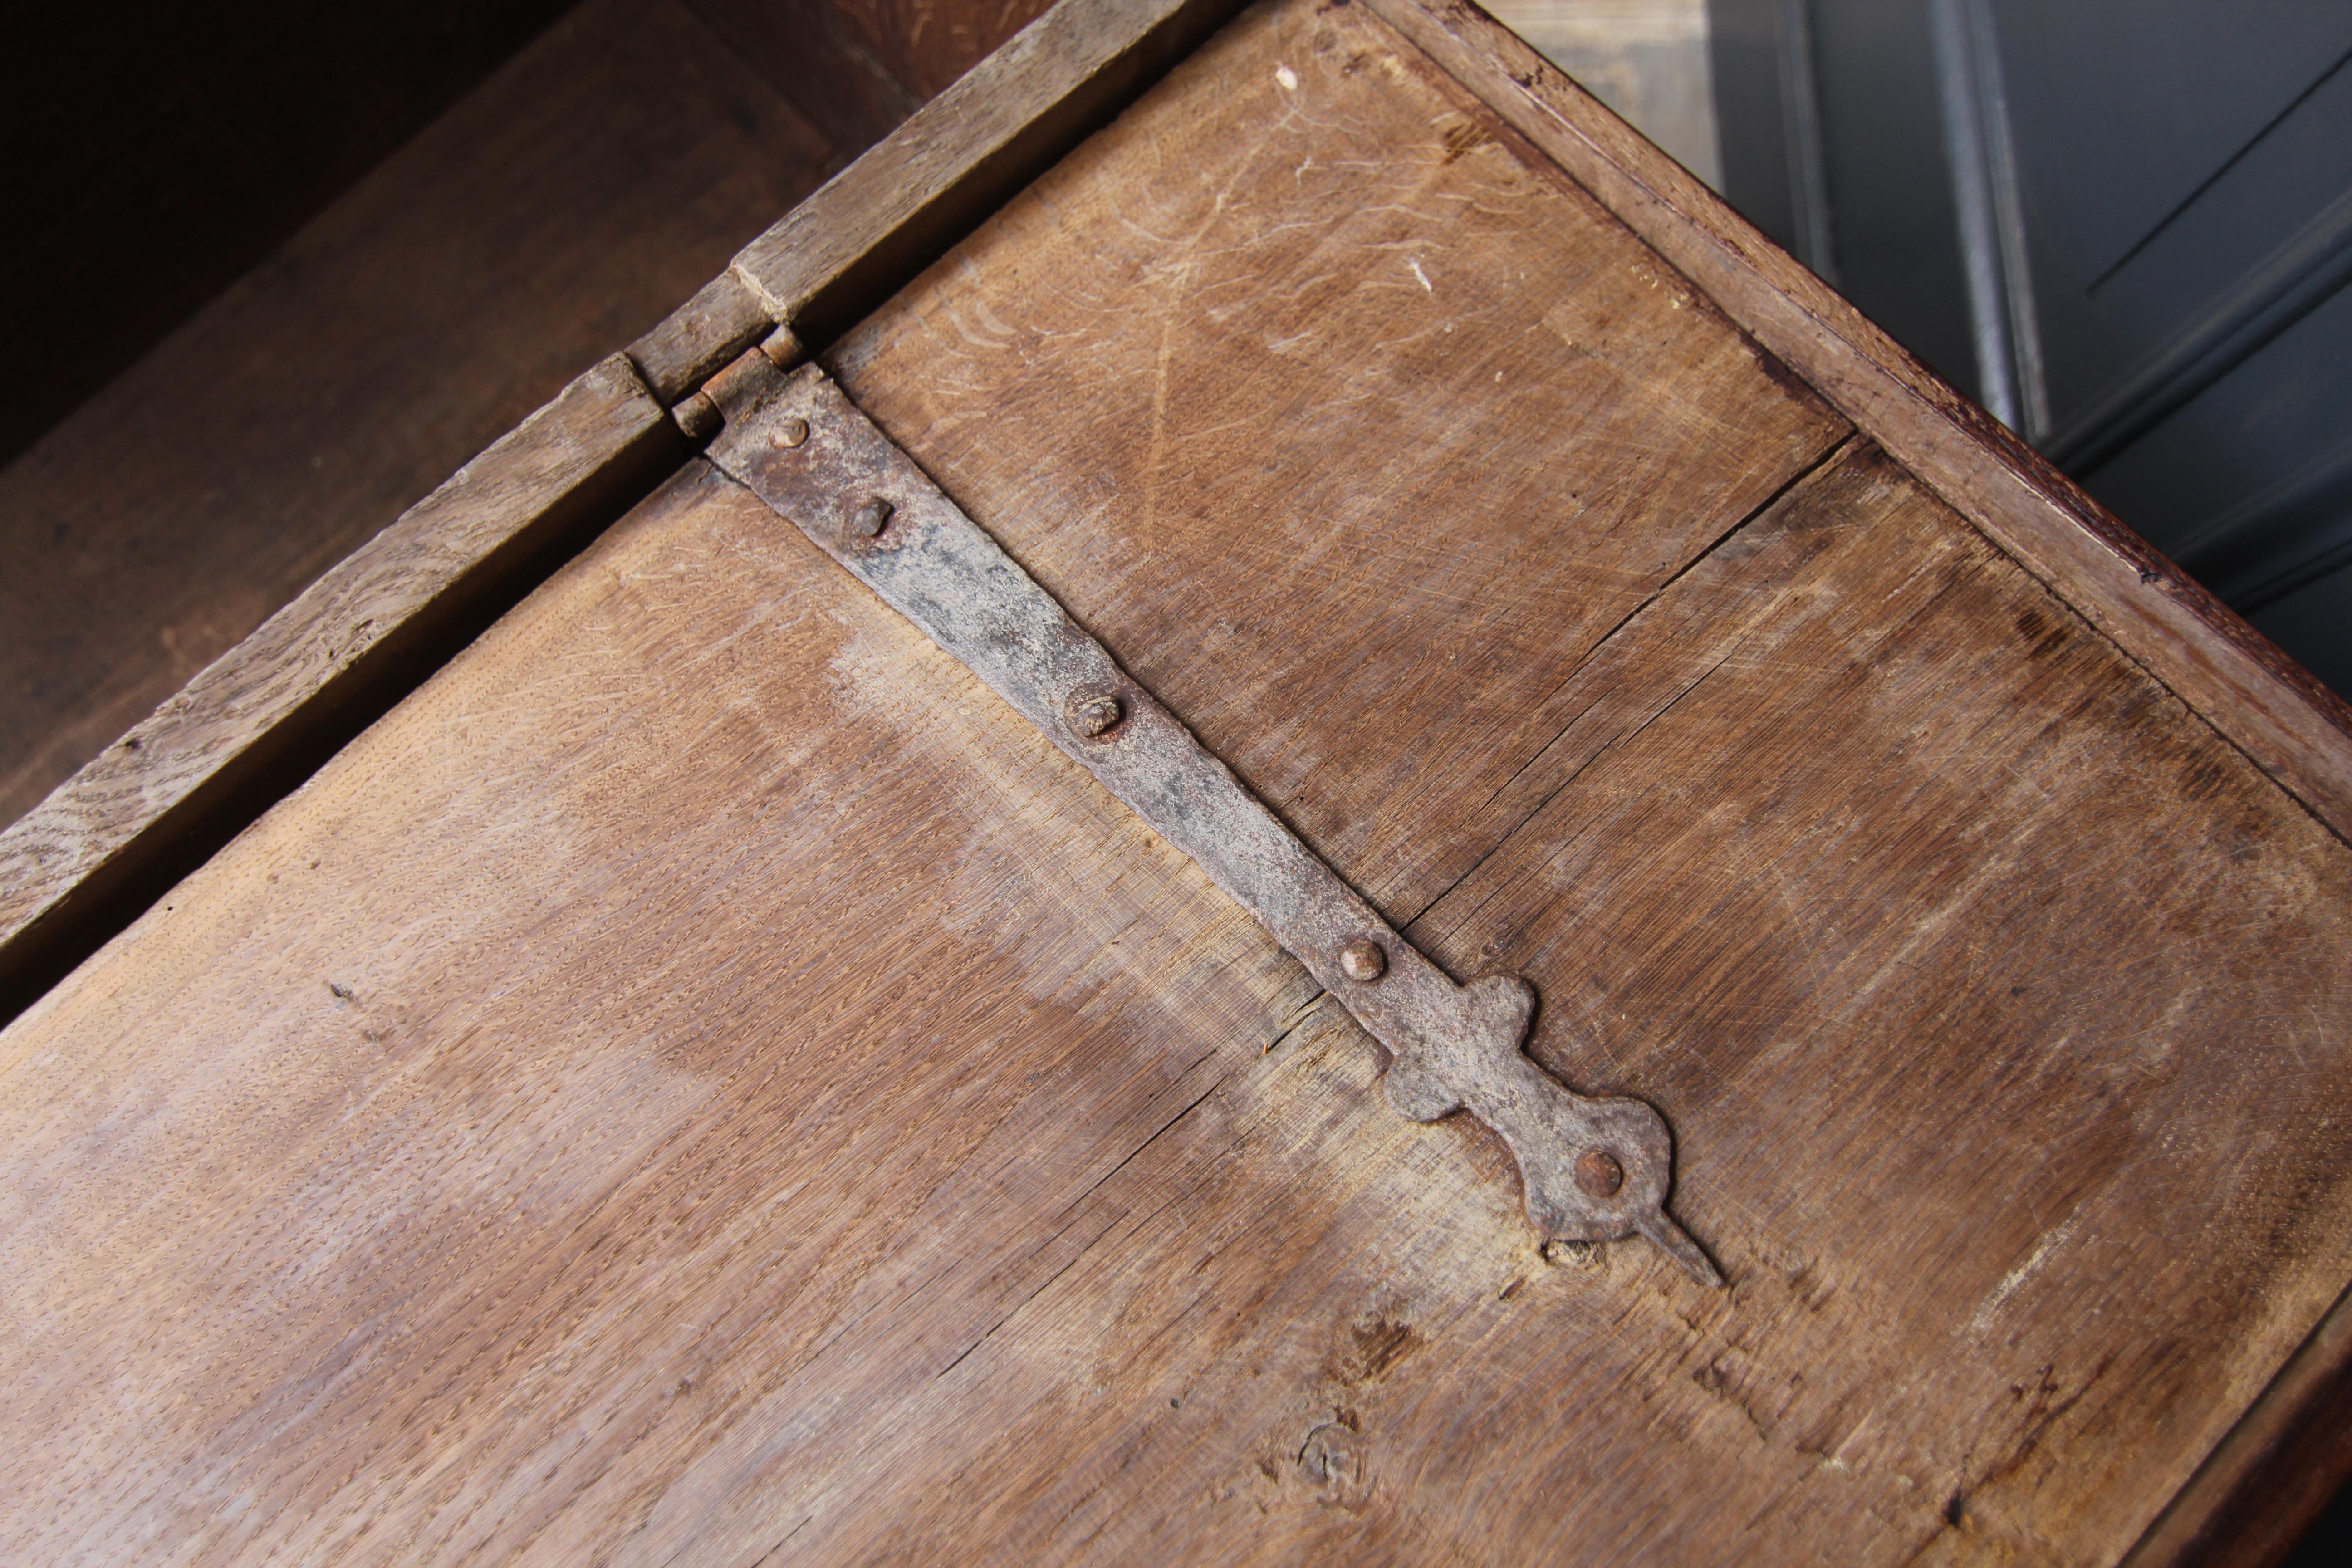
[1926,0,2043,436]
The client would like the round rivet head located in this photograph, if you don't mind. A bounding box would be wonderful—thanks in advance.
[846,495,894,538]
[1338,940,1387,983]
[773,416,808,448]
[1575,1149,1624,1199]
[1068,691,1124,738]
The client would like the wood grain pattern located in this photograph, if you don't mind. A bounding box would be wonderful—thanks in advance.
[0,0,834,833]
[5,0,2350,1559]
[830,0,1848,926]
[1358,0,2352,853]
[725,0,1251,347]
[0,356,676,1023]
[6,402,2348,1564]
[0,462,1324,1563]
[1349,5,2352,1550]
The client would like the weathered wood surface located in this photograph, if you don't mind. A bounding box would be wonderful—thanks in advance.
[0,0,836,835]
[1,0,1274,1025]
[629,0,1257,398]
[7,2,2352,1561]
[0,357,674,1022]
[634,0,1258,401]
[1352,4,2352,1552]
[829,0,1848,927]
[1357,0,2352,856]
[722,0,1253,347]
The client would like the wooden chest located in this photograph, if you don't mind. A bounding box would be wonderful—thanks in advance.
[6,1,2352,1562]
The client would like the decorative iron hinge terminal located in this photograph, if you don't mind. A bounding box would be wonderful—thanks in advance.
[702,354,1720,1288]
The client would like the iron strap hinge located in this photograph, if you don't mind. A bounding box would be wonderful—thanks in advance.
[702,355,1718,1287]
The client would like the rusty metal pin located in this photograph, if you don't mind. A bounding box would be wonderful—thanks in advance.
[773,416,808,449]
[1068,691,1124,738]
[673,391,721,442]
[760,325,805,369]
[1575,1149,1624,1198]
[846,495,894,539]
[1338,940,1387,983]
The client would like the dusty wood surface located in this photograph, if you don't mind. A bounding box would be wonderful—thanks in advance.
[0,357,675,1022]
[8,2,2352,1561]
[0,0,835,834]
[1358,0,2352,856]
[1353,3,2352,1553]
[829,0,1848,928]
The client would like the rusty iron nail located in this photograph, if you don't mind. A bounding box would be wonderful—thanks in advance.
[760,326,805,369]
[1575,1149,1624,1199]
[1339,940,1387,983]
[673,391,721,442]
[1068,691,1124,738]
[847,496,894,538]
[773,416,809,448]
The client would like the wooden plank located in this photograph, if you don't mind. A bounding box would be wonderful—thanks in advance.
[7,376,2347,1565]
[6,1,2346,1560]
[0,461,1324,1562]
[1391,441,2352,1563]
[1347,5,2352,1549]
[0,356,676,1024]
[630,0,1259,401]
[719,0,1254,349]
[0,0,1309,1020]
[828,0,1849,925]
[0,0,834,830]
[1357,0,2352,852]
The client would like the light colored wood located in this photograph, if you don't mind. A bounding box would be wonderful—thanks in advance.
[830,0,1848,926]
[1359,0,2352,854]
[0,462,1323,1563]
[0,0,836,833]
[0,0,1261,1022]
[9,3,2352,1561]
[0,356,672,1014]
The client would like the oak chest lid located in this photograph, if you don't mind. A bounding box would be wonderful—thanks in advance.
[5,0,2352,1563]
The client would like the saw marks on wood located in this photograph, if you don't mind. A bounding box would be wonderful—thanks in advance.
[830,0,1851,928]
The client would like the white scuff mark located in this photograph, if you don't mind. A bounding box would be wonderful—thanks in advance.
[1971,1212,2081,1331]
[1274,64,1298,90]
[1408,257,1434,293]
